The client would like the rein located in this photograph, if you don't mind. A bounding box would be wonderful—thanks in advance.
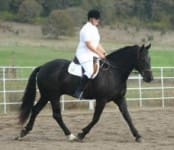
[100,59,120,70]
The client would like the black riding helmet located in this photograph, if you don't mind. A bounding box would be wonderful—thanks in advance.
[88,9,100,20]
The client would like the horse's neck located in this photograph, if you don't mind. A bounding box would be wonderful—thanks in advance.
[120,64,134,81]
[110,50,137,80]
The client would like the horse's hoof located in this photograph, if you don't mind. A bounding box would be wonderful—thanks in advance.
[14,136,22,141]
[67,134,77,142]
[20,128,29,138]
[77,132,85,141]
[14,129,28,141]
[135,136,142,143]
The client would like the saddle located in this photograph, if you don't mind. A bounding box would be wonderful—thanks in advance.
[68,57,101,79]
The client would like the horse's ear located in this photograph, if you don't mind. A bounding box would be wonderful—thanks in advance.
[140,44,145,52]
[145,43,151,50]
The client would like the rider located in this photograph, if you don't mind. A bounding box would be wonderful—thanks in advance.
[74,9,106,99]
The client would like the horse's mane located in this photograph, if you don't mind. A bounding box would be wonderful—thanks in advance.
[107,45,139,61]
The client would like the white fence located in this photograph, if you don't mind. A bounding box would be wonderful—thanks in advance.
[0,66,174,114]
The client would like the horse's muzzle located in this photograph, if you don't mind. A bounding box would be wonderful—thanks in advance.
[142,70,153,82]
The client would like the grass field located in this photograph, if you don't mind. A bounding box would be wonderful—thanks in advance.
[150,50,174,66]
[0,45,75,66]
[0,44,174,67]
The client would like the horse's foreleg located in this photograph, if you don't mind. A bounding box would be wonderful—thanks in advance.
[16,97,48,140]
[77,100,106,141]
[50,100,74,141]
[114,98,142,142]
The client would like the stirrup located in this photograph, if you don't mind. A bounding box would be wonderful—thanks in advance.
[79,91,84,100]
[73,90,84,100]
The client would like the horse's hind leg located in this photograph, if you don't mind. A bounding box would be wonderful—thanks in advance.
[19,97,48,139]
[114,97,141,142]
[50,99,75,141]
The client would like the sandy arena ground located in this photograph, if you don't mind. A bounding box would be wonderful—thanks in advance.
[0,109,174,150]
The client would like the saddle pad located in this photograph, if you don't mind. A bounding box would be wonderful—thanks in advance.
[68,61,99,79]
[68,62,83,77]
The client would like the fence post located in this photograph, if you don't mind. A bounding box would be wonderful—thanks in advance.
[2,67,7,114]
[138,74,142,108]
[161,67,165,108]
[61,95,65,111]
[89,100,94,110]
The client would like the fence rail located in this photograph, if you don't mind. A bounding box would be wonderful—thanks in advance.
[0,66,174,114]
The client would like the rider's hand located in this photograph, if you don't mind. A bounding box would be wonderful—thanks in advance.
[100,53,106,59]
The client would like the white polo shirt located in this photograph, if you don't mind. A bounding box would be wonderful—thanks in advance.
[76,22,100,62]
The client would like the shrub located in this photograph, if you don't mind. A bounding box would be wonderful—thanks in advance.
[42,9,75,38]
[16,0,43,23]
[169,16,174,29]
[0,0,11,11]
[10,0,24,13]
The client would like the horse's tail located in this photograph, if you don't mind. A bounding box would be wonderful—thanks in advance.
[19,67,40,125]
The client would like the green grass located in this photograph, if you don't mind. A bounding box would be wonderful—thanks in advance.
[150,50,174,67]
[0,45,75,66]
[0,44,174,67]
[0,11,15,21]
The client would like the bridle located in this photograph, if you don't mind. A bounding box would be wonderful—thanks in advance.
[100,47,152,74]
[136,48,152,75]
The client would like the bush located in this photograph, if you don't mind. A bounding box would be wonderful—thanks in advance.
[66,7,86,26]
[169,16,174,29]
[16,0,43,23]
[0,0,11,11]
[0,11,16,21]
[10,0,24,13]
[42,9,75,38]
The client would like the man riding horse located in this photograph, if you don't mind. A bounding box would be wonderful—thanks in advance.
[74,9,106,99]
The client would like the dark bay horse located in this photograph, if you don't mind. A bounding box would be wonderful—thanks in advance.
[16,44,153,142]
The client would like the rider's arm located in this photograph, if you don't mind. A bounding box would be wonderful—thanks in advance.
[97,44,106,55]
[85,41,105,59]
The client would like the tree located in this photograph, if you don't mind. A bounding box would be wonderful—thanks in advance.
[10,0,24,13]
[97,0,115,24]
[81,0,115,25]
[144,0,153,20]
[37,0,79,16]
[16,0,43,22]
[0,0,11,11]
[42,9,75,38]
[115,0,134,20]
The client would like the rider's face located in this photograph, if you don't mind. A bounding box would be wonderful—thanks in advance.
[90,18,100,26]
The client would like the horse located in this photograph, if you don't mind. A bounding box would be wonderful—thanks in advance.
[16,44,153,142]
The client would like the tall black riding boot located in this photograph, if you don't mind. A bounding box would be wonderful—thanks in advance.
[74,75,89,99]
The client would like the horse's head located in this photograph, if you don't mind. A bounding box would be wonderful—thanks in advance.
[135,44,153,82]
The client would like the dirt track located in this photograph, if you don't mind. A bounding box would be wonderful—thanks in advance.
[0,109,174,150]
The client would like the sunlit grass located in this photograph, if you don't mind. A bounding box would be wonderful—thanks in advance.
[0,44,174,66]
